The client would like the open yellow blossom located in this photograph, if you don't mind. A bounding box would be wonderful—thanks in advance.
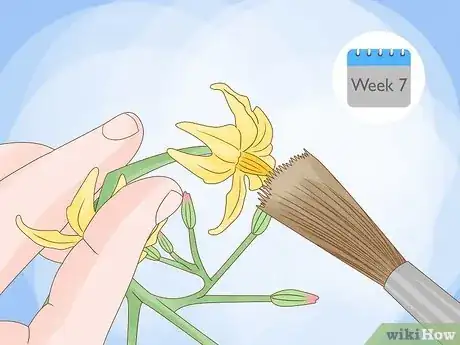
[167,83,275,235]
[16,168,166,262]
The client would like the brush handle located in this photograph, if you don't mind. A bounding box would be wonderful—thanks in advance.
[384,262,460,323]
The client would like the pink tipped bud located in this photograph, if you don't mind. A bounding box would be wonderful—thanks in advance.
[183,191,192,202]
[181,191,196,229]
[270,289,319,307]
[306,293,319,305]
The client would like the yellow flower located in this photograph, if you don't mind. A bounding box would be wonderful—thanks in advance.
[167,83,275,235]
[16,168,166,262]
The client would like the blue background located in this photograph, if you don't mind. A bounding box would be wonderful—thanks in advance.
[1,0,459,336]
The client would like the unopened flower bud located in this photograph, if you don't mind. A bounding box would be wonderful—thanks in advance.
[251,208,271,235]
[181,191,196,229]
[270,289,319,307]
[145,247,161,261]
[158,232,174,254]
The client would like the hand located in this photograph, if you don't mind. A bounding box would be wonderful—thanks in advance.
[0,113,183,345]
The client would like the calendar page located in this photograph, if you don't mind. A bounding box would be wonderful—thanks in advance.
[347,48,411,107]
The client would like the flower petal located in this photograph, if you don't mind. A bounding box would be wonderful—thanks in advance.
[16,215,81,250]
[167,149,235,184]
[209,170,247,235]
[261,155,276,169]
[251,144,273,157]
[145,218,168,247]
[210,83,258,151]
[248,106,273,155]
[246,174,264,191]
[139,250,148,262]
[176,122,241,163]
[113,174,127,195]
[66,168,98,236]
[138,219,168,262]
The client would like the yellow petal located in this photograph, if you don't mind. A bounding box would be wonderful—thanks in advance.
[66,168,98,236]
[145,219,168,247]
[16,215,81,250]
[176,122,241,163]
[113,174,127,195]
[261,155,276,169]
[247,174,264,191]
[250,144,273,157]
[211,83,258,151]
[209,170,247,235]
[248,106,273,155]
[138,219,167,262]
[167,149,235,184]
[139,250,148,262]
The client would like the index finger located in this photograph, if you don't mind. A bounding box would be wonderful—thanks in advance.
[28,177,182,345]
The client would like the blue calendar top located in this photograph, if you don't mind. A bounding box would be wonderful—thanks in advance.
[347,49,411,66]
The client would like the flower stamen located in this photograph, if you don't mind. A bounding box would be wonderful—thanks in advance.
[236,152,273,176]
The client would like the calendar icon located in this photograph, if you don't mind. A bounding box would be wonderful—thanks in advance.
[347,48,411,108]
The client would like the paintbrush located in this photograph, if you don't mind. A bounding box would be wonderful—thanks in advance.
[258,150,460,324]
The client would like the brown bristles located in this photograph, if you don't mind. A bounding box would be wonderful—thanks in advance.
[258,150,406,286]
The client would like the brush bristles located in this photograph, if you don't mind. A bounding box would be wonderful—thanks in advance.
[259,150,406,286]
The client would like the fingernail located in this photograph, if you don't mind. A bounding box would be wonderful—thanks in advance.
[155,191,183,224]
[102,112,140,140]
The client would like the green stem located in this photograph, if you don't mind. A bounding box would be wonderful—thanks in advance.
[126,292,142,345]
[158,257,195,274]
[93,146,212,344]
[164,232,259,311]
[170,252,196,272]
[168,294,271,311]
[207,233,257,292]
[189,227,209,281]
[188,294,271,306]
[130,279,218,345]
[96,146,210,210]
